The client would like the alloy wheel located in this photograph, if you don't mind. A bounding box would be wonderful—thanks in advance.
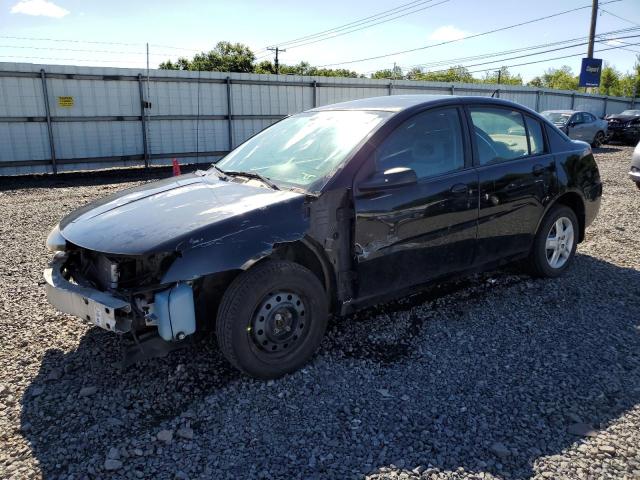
[545,216,575,269]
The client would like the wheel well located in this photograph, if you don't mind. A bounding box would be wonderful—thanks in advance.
[270,240,336,309]
[553,192,586,242]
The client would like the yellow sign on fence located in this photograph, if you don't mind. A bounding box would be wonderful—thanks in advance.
[57,96,74,108]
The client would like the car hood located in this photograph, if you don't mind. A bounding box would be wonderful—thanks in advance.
[607,115,640,122]
[59,173,307,255]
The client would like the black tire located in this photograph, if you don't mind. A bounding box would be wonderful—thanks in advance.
[527,205,579,278]
[216,260,328,379]
[591,131,605,148]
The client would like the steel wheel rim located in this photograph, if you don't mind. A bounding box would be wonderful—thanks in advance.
[545,216,575,269]
[250,291,307,353]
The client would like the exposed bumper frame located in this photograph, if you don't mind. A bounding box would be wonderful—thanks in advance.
[44,253,133,333]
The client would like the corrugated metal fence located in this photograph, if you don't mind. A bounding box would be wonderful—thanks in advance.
[0,62,636,176]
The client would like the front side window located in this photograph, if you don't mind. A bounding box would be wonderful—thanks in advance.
[470,107,529,165]
[376,108,465,179]
[215,110,390,190]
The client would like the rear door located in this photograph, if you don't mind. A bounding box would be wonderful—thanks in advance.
[467,106,557,264]
[353,106,479,299]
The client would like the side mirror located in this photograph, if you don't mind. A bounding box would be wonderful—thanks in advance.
[567,121,576,128]
[359,167,418,192]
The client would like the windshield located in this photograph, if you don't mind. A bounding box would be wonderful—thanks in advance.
[620,110,640,116]
[541,111,572,124]
[214,110,390,190]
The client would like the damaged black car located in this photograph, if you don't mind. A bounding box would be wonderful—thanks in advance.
[45,95,602,379]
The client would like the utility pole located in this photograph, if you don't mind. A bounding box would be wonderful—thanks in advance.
[267,46,286,74]
[587,0,598,59]
[584,0,598,93]
[497,69,502,84]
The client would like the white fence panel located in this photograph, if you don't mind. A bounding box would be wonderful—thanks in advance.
[0,62,635,176]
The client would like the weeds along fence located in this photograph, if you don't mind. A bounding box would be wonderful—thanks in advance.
[0,62,636,176]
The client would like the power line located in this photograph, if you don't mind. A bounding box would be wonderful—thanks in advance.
[404,28,640,72]
[274,0,449,51]
[284,0,449,51]
[0,55,130,63]
[0,44,147,55]
[600,8,640,27]
[464,41,640,76]
[398,35,640,78]
[316,0,622,67]
[0,35,141,46]
[266,0,436,49]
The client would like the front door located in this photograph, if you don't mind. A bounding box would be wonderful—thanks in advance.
[568,112,588,141]
[467,106,558,263]
[353,106,479,300]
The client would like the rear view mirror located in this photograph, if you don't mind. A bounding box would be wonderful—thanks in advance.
[359,167,418,192]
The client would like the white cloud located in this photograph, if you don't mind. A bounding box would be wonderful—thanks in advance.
[429,25,468,42]
[10,0,69,18]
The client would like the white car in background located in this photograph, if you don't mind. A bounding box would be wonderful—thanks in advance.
[541,110,608,147]
[630,140,640,190]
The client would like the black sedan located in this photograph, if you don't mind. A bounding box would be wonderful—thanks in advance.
[606,109,640,144]
[45,95,602,379]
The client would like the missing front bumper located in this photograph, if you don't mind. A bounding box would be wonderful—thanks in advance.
[44,253,133,333]
[44,253,197,342]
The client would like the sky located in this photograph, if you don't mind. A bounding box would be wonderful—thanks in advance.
[1,0,639,81]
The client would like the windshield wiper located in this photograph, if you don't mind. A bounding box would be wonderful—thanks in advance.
[210,164,229,180]
[222,170,280,190]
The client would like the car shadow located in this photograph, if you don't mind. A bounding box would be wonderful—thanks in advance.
[0,164,202,192]
[20,253,640,478]
[593,145,625,154]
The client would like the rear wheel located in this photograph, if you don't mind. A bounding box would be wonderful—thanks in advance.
[591,131,605,147]
[527,205,578,278]
[216,260,328,379]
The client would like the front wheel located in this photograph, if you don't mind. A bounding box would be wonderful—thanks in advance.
[215,260,328,379]
[591,131,605,147]
[527,205,579,278]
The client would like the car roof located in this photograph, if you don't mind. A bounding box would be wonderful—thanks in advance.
[310,94,535,113]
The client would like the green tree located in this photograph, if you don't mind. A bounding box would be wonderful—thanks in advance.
[481,67,523,85]
[618,55,640,98]
[159,41,255,72]
[158,57,192,70]
[415,65,475,83]
[598,64,621,96]
[527,76,543,88]
[370,65,404,79]
[540,66,579,91]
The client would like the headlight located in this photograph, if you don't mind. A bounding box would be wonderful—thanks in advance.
[46,225,66,252]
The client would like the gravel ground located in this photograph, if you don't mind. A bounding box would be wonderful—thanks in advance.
[0,147,639,480]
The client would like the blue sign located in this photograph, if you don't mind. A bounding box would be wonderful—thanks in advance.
[579,58,603,87]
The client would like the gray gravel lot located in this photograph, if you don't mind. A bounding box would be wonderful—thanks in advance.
[0,146,639,480]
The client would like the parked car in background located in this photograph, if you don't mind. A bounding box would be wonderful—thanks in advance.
[606,109,640,145]
[45,95,602,379]
[541,110,608,147]
[630,140,640,190]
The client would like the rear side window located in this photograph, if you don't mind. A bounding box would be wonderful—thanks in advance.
[469,107,528,165]
[525,116,546,155]
[376,107,465,179]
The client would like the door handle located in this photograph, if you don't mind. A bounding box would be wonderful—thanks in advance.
[532,164,546,176]
[450,183,468,195]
